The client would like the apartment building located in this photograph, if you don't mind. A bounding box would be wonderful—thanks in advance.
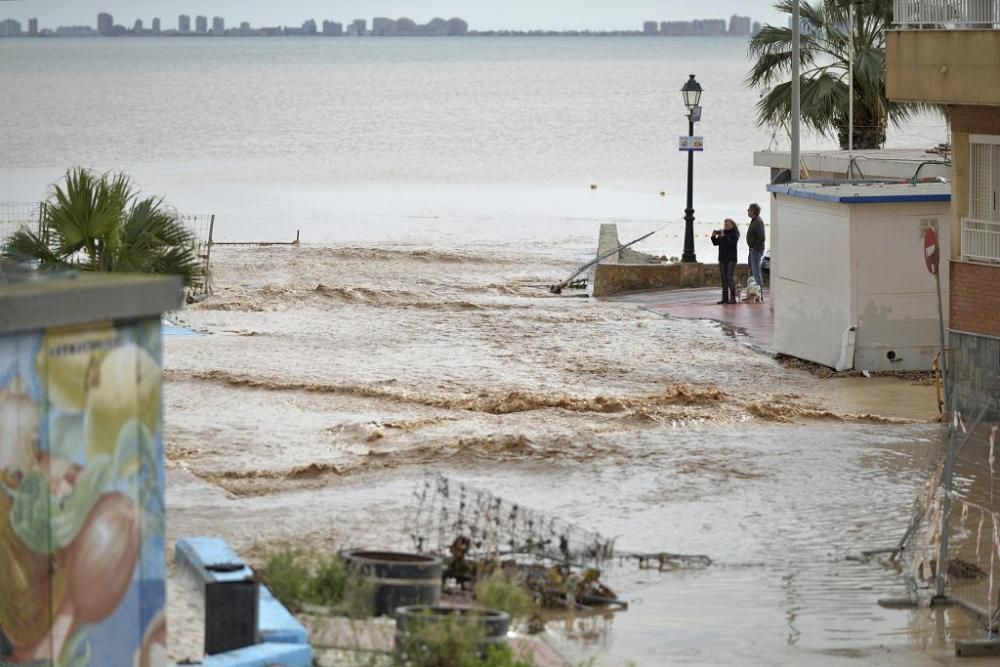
[888,0,1000,410]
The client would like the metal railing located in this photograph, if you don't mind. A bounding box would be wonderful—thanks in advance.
[962,217,1000,264]
[894,393,1000,638]
[1,202,215,297]
[0,202,45,247]
[894,0,1000,27]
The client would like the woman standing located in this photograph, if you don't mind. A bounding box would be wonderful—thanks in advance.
[711,218,740,304]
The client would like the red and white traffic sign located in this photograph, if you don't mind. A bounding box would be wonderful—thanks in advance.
[924,227,940,275]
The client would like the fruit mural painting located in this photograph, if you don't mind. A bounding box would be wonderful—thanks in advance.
[0,321,167,667]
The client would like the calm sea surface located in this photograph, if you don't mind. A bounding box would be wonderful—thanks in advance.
[0,36,946,256]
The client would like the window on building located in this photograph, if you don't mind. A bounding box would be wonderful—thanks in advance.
[966,137,1000,263]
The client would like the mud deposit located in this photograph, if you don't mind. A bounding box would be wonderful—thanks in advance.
[165,246,967,665]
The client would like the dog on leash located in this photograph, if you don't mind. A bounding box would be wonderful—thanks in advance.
[744,277,762,303]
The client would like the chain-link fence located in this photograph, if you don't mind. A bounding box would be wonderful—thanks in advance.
[408,472,616,570]
[178,213,215,298]
[896,391,1000,634]
[0,202,45,248]
[1,202,215,298]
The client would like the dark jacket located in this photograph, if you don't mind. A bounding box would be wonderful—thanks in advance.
[747,215,766,252]
[711,227,740,263]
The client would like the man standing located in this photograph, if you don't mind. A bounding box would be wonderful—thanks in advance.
[746,203,766,298]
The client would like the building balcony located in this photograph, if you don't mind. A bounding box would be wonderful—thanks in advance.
[962,217,1000,263]
[894,0,1000,28]
[888,1,1000,105]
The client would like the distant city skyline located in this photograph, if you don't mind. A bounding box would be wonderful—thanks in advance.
[0,0,786,31]
[0,13,765,38]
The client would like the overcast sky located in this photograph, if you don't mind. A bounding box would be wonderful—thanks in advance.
[1,1,786,31]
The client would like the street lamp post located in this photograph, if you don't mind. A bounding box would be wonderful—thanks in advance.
[681,74,703,263]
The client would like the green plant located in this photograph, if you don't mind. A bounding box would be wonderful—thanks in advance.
[747,0,937,149]
[395,614,533,667]
[473,576,537,622]
[261,548,311,611]
[309,553,347,607]
[3,167,202,285]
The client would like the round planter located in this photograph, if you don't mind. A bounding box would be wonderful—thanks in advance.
[394,605,511,656]
[339,550,443,617]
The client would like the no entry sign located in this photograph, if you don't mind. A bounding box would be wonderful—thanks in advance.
[924,227,940,275]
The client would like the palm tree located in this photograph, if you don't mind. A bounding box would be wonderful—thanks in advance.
[3,168,203,286]
[748,0,930,149]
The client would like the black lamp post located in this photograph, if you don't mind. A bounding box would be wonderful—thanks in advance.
[681,74,703,263]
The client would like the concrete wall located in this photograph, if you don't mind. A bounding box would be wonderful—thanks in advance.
[590,223,750,297]
[851,203,951,371]
[773,196,853,368]
[888,30,1000,106]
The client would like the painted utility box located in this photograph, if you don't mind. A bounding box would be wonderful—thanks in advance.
[0,273,181,666]
[767,181,951,371]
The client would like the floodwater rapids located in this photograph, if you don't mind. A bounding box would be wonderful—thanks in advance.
[164,245,972,665]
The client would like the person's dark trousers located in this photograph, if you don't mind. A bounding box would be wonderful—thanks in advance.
[720,261,737,303]
[718,263,727,302]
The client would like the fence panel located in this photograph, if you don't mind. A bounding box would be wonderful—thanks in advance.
[0,202,44,249]
[2,204,215,298]
[178,213,215,297]
[898,393,1000,633]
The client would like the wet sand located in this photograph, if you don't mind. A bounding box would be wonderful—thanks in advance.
[164,245,967,665]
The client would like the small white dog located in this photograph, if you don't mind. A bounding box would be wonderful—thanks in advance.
[744,277,762,303]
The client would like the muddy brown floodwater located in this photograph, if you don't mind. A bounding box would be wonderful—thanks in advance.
[164,245,973,665]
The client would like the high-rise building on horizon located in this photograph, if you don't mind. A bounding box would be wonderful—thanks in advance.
[212,16,224,34]
[28,18,38,36]
[643,21,659,34]
[133,19,143,33]
[152,18,160,34]
[178,14,190,33]
[729,14,752,36]
[195,15,208,34]
[97,12,113,36]
[322,20,343,36]
[303,19,317,35]
[372,17,395,36]
[349,19,367,36]
[0,18,21,37]
[752,21,762,36]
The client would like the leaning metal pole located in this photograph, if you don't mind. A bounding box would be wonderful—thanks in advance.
[791,0,801,181]
[682,115,697,263]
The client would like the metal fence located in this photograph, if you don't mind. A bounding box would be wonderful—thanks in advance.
[407,472,617,571]
[0,202,215,298]
[896,391,1000,634]
[0,202,45,248]
[894,0,1000,27]
[178,213,215,298]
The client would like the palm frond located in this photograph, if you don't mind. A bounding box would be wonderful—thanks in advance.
[116,196,201,285]
[2,228,70,270]
[748,0,943,148]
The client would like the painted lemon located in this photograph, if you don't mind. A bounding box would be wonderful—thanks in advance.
[39,326,119,414]
[0,472,68,653]
[84,345,161,462]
